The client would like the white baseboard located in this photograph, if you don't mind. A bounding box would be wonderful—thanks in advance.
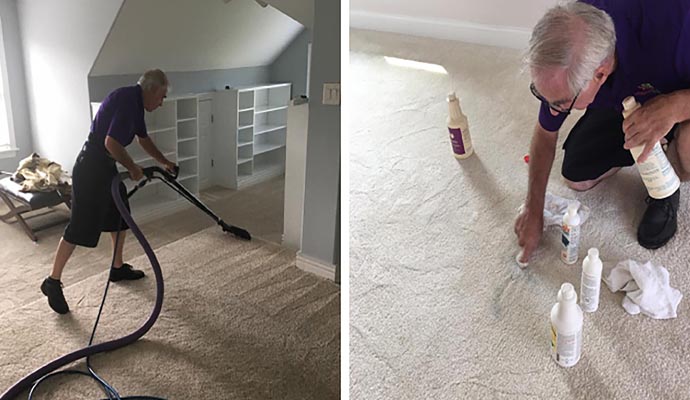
[350,10,531,50]
[296,252,336,281]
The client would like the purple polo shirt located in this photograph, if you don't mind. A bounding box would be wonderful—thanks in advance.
[91,85,147,147]
[538,0,690,132]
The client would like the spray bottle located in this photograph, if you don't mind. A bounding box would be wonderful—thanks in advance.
[550,283,583,368]
[560,202,581,265]
[580,248,603,313]
[447,92,473,159]
[622,96,680,199]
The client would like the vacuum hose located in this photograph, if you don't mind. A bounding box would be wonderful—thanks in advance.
[0,174,163,399]
[1,166,250,399]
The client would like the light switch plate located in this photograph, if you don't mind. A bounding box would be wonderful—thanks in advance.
[322,83,340,105]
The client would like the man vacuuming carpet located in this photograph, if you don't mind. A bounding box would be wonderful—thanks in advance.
[515,0,690,263]
[41,69,177,314]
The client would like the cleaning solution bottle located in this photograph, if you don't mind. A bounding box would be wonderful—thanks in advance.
[560,202,581,265]
[622,96,680,199]
[447,92,473,159]
[580,248,603,313]
[550,282,583,368]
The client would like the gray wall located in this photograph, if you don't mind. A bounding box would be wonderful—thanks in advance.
[88,66,271,102]
[269,28,310,98]
[301,0,340,268]
[334,172,340,283]
[0,0,32,172]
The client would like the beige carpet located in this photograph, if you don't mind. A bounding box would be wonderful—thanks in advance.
[350,29,690,399]
[0,176,284,315]
[0,227,340,399]
[0,175,340,399]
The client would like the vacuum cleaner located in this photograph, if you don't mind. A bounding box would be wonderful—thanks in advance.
[1,165,250,399]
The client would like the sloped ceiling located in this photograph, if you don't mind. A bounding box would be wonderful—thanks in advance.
[90,0,304,76]
[267,0,314,30]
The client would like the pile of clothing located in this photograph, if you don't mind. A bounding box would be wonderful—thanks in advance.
[10,153,71,193]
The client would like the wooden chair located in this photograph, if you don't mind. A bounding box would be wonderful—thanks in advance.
[0,175,71,241]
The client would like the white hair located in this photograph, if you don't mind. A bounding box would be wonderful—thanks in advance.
[526,1,616,95]
[137,69,169,92]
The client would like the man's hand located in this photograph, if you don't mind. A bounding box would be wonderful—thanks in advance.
[128,164,144,181]
[514,207,543,264]
[161,159,177,174]
[622,94,680,163]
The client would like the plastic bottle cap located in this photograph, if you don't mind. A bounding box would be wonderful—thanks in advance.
[567,201,579,216]
[559,283,577,302]
[587,248,599,258]
[515,252,528,269]
[622,96,637,111]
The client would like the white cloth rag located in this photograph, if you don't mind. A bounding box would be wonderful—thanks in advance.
[518,192,590,230]
[603,260,682,319]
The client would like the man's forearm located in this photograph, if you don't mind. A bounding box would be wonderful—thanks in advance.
[138,136,167,164]
[525,123,559,213]
[105,136,136,171]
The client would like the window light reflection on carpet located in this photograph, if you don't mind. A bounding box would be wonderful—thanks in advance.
[383,56,448,74]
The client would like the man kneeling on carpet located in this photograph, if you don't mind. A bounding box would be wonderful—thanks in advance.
[41,69,177,314]
[515,0,690,264]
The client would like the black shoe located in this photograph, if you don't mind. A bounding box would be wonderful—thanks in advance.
[41,277,69,314]
[109,263,145,282]
[637,189,680,249]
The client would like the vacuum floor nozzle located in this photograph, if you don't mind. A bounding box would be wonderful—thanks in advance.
[220,221,251,240]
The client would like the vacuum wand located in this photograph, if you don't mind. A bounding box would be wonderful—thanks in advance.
[125,166,251,240]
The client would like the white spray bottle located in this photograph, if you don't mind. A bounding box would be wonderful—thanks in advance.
[550,283,583,368]
[447,92,473,159]
[560,202,581,265]
[580,248,603,313]
[621,96,680,199]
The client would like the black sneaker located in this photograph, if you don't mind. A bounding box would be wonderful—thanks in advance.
[41,277,69,314]
[637,189,680,249]
[109,263,145,282]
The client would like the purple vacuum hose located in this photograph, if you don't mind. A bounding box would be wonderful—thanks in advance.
[0,175,164,399]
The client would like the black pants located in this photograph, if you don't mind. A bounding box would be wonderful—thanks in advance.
[561,108,677,182]
[63,134,129,248]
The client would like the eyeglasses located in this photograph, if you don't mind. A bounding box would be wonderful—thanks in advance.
[530,82,580,115]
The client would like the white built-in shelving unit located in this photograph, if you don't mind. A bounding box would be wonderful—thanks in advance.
[89,82,290,221]
[213,83,291,189]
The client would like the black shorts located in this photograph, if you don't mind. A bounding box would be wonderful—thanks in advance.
[63,140,130,248]
[561,108,677,182]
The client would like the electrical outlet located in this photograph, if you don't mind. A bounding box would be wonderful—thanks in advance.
[322,83,340,105]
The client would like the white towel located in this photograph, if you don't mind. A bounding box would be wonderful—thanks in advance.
[603,260,683,319]
[518,192,590,230]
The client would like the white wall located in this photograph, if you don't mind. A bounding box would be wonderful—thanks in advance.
[0,0,32,172]
[350,0,559,49]
[91,0,303,76]
[283,101,308,251]
[18,0,123,172]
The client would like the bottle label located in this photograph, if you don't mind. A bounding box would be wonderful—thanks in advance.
[580,273,600,312]
[560,224,580,264]
[635,142,680,197]
[448,127,469,155]
[551,324,582,367]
